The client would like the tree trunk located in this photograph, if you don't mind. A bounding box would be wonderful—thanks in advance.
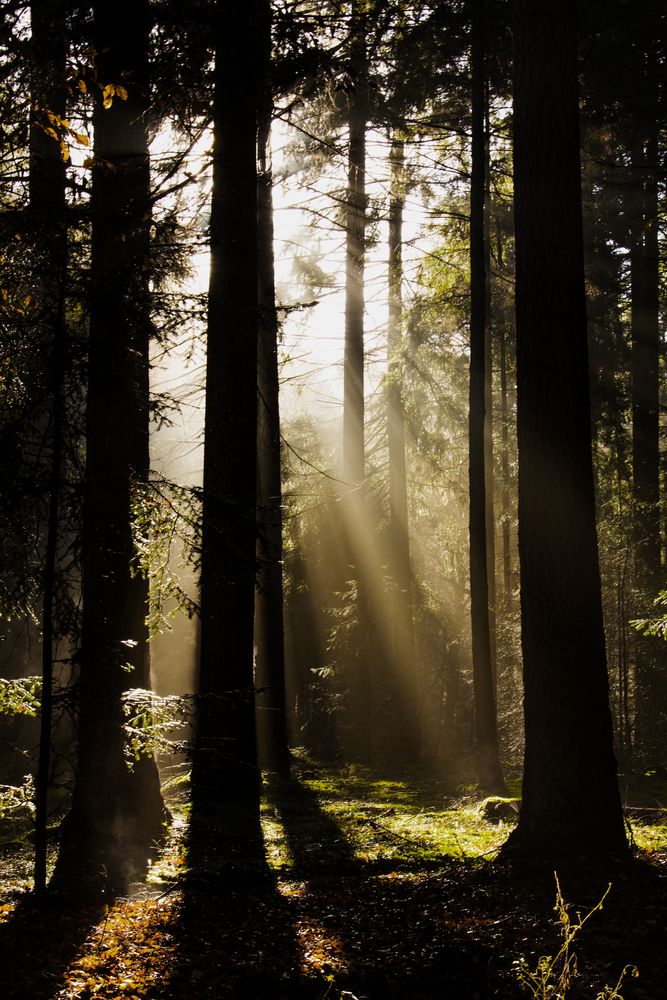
[506,0,628,860]
[255,0,290,778]
[468,0,505,794]
[498,316,512,610]
[54,0,165,893]
[495,222,513,610]
[342,0,372,761]
[29,0,67,896]
[195,1,260,810]
[386,133,420,759]
[483,90,497,683]
[343,0,367,495]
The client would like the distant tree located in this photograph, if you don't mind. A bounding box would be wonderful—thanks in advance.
[341,0,372,760]
[468,0,505,794]
[385,131,421,760]
[195,1,260,810]
[505,0,628,859]
[54,0,165,891]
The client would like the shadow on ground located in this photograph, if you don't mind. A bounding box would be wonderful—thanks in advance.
[0,889,104,998]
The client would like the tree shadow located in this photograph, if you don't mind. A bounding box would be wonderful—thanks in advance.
[0,890,104,999]
[264,773,360,877]
[264,773,496,997]
[162,777,304,999]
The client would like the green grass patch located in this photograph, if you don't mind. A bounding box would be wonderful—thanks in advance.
[260,764,514,874]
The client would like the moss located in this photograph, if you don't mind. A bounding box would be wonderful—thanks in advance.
[479,797,521,824]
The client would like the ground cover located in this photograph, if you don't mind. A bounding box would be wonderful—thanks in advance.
[0,761,665,999]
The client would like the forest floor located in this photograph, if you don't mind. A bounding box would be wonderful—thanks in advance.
[1,757,666,999]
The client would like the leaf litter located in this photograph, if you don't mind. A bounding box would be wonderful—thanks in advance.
[0,762,666,999]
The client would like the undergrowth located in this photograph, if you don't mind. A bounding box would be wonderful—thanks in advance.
[515,875,638,1000]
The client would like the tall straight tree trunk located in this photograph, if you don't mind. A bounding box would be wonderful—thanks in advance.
[495,223,513,609]
[29,0,67,895]
[195,2,260,808]
[468,0,505,794]
[342,0,371,760]
[630,71,662,763]
[343,0,367,494]
[386,133,419,759]
[483,91,497,682]
[54,0,164,892]
[255,0,290,778]
[506,0,628,859]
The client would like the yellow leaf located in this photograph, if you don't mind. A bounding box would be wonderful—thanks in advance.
[116,85,128,100]
[78,78,87,93]
[75,132,89,146]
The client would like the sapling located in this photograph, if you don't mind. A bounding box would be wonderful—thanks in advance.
[515,874,638,999]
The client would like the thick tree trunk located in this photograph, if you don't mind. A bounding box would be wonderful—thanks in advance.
[255,0,290,778]
[54,0,165,892]
[468,0,505,794]
[506,0,628,860]
[195,2,260,809]
[29,0,67,895]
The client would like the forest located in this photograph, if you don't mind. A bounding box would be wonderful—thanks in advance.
[0,0,665,997]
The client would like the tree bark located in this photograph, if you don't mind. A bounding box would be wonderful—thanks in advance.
[386,133,421,760]
[54,0,165,892]
[255,0,290,778]
[341,0,372,761]
[506,0,628,860]
[195,1,260,810]
[468,0,505,794]
[343,0,367,495]
[483,89,497,683]
[29,0,68,895]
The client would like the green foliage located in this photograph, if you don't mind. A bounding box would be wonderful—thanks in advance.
[0,774,34,821]
[0,675,41,717]
[515,875,638,1000]
[121,687,191,763]
[130,479,200,638]
[629,590,667,641]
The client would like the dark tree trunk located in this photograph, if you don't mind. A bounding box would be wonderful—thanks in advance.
[343,0,367,495]
[498,311,513,610]
[506,0,628,860]
[342,0,372,761]
[483,93,497,682]
[386,134,420,760]
[54,0,165,893]
[630,75,662,763]
[468,0,505,794]
[494,222,513,610]
[255,0,290,778]
[29,0,67,896]
[195,1,260,809]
